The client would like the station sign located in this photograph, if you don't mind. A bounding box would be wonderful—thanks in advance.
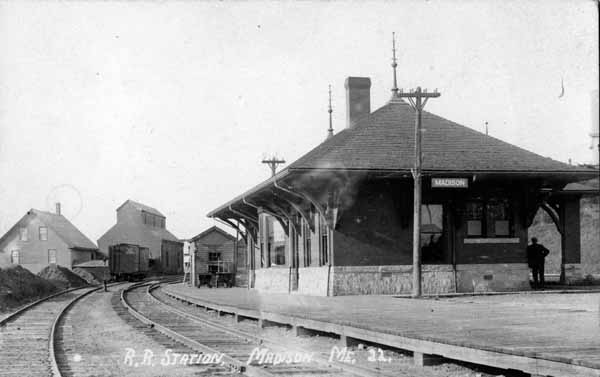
[431,177,468,188]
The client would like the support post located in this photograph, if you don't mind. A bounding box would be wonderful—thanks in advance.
[190,242,196,288]
[413,352,444,367]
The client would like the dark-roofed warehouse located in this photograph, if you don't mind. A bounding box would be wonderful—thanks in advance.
[208,77,598,296]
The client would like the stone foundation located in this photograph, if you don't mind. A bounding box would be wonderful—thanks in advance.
[455,263,530,292]
[563,263,583,284]
[297,266,329,296]
[331,265,455,295]
[250,263,531,296]
[254,268,290,293]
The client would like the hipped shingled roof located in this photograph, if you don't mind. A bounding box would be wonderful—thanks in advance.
[207,96,597,217]
[290,99,590,172]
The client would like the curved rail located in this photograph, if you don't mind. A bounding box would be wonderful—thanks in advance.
[126,280,389,377]
[49,286,103,376]
[0,286,85,326]
[148,283,392,377]
[49,281,126,377]
[0,286,95,377]
[121,280,259,376]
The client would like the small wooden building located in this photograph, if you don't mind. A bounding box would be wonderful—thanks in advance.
[98,200,183,274]
[208,77,598,296]
[189,226,247,287]
[0,204,99,273]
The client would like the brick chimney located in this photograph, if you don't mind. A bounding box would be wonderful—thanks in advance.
[55,202,61,215]
[345,77,371,128]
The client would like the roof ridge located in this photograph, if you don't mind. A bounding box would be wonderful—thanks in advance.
[116,199,165,217]
[190,225,237,242]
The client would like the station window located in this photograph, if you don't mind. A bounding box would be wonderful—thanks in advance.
[421,204,445,264]
[320,217,328,266]
[39,226,48,241]
[273,245,285,265]
[208,252,221,262]
[465,201,483,236]
[48,249,57,264]
[486,199,511,236]
[11,250,20,264]
[270,220,285,266]
[465,198,512,237]
[19,227,28,241]
[303,219,311,267]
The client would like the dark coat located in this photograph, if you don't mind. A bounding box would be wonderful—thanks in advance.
[526,243,550,267]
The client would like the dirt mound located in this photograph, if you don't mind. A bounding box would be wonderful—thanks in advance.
[72,267,103,285]
[37,264,88,290]
[0,265,59,312]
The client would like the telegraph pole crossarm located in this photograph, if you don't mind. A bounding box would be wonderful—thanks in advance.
[262,156,286,177]
[395,87,441,298]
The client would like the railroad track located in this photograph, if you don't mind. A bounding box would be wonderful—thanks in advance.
[122,281,401,377]
[53,277,227,377]
[0,286,98,377]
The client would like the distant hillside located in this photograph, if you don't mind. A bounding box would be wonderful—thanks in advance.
[528,195,600,276]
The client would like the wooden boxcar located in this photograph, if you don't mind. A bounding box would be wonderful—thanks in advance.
[109,243,150,280]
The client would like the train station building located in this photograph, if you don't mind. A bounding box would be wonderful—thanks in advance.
[208,77,598,296]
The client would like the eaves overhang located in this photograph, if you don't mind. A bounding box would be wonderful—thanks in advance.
[207,165,598,219]
[207,168,291,218]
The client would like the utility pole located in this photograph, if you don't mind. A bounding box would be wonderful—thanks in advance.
[327,85,334,138]
[261,156,285,177]
[396,87,441,297]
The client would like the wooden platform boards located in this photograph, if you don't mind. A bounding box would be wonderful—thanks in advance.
[163,285,600,377]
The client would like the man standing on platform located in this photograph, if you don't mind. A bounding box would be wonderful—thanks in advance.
[527,237,550,289]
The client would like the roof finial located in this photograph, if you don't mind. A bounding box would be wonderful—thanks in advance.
[391,32,399,97]
[327,84,334,138]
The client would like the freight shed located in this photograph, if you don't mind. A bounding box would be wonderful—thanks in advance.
[208,77,598,296]
[189,226,247,287]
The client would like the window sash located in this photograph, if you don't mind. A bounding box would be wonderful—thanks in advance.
[39,227,48,241]
[48,249,57,264]
[11,250,20,264]
[465,198,512,237]
[303,220,311,267]
[19,227,28,241]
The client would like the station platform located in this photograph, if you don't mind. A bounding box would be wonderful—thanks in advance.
[163,284,600,377]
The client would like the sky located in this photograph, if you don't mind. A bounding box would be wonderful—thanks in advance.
[0,0,598,243]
